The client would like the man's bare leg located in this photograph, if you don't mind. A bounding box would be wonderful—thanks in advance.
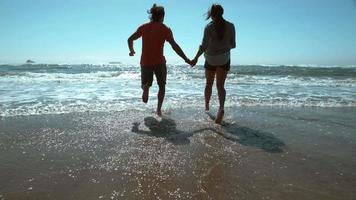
[142,83,150,103]
[156,84,165,116]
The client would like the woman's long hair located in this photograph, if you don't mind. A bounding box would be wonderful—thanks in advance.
[206,4,226,40]
[148,4,165,22]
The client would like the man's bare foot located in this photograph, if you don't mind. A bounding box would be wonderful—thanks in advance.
[215,109,224,124]
[142,84,149,103]
[205,104,209,111]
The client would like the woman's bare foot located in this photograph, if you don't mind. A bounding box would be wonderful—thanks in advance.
[142,84,149,103]
[205,104,209,111]
[215,109,224,124]
[156,109,162,116]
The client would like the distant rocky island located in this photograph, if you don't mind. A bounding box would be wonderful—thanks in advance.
[108,62,121,64]
[26,60,35,64]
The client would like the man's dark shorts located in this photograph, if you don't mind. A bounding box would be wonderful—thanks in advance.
[204,60,231,71]
[141,63,167,87]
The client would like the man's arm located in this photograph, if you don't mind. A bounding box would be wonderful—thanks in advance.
[127,31,141,56]
[167,38,190,64]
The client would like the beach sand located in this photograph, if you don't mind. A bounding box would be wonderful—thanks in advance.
[0,107,355,199]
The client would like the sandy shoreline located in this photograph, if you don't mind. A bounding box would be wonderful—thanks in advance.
[0,107,355,199]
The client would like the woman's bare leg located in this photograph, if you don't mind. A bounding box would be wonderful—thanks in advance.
[215,67,228,124]
[205,69,216,111]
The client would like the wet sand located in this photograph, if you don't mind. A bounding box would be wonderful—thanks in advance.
[0,107,355,199]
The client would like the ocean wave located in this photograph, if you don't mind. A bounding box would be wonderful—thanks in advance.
[0,64,136,75]
[1,64,356,78]
[4,70,355,87]
[1,97,355,117]
[228,65,356,77]
[225,97,356,107]
[228,76,356,87]
[0,71,141,81]
[1,63,355,117]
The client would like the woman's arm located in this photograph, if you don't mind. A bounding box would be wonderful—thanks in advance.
[230,24,236,49]
[191,26,208,66]
[191,45,206,66]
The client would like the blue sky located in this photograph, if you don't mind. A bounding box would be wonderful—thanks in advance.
[0,0,356,65]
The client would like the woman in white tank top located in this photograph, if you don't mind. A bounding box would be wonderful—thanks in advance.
[191,4,236,124]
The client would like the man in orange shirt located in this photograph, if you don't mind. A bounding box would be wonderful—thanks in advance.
[128,4,190,116]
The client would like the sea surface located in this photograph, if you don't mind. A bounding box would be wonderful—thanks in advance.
[1,64,356,116]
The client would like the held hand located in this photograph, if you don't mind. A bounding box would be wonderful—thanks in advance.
[184,58,192,67]
[184,58,196,67]
[129,51,135,56]
[190,58,198,67]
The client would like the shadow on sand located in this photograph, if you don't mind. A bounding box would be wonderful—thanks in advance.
[206,113,285,153]
[132,116,215,145]
[132,114,285,153]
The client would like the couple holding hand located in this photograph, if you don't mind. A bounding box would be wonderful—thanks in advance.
[128,4,236,124]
